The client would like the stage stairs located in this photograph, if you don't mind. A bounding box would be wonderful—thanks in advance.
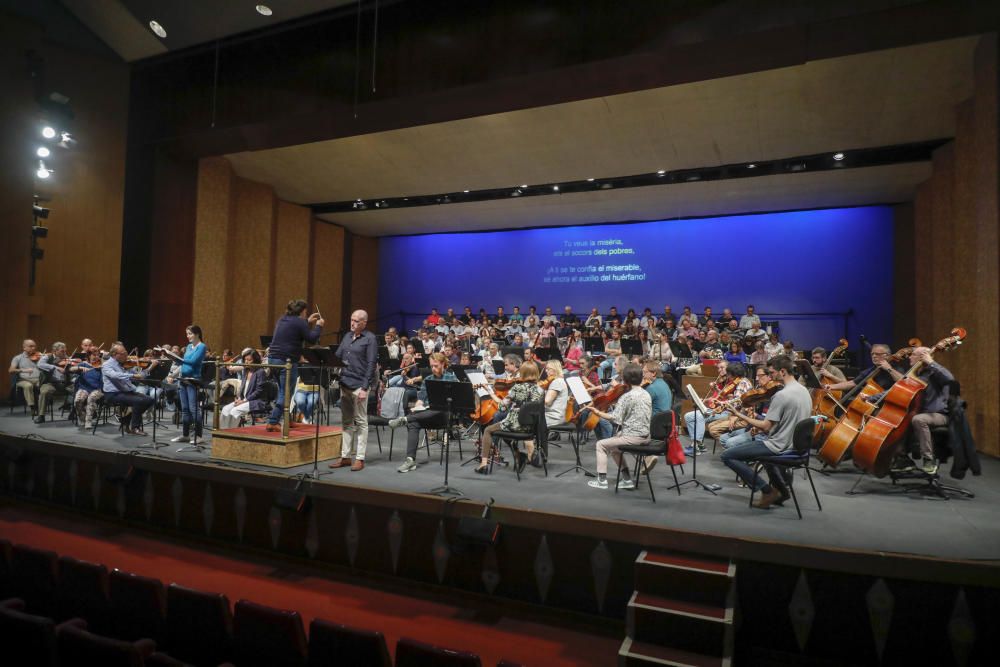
[619,550,735,667]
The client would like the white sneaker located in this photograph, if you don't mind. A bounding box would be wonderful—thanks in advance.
[388,416,408,429]
[171,435,190,443]
[618,479,636,490]
[84,422,94,430]
[397,457,417,473]
[587,478,609,489]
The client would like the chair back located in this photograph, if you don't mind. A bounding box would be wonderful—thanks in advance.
[165,583,233,666]
[233,598,307,667]
[649,410,673,441]
[0,600,59,667]
[308,618,391,667]
[395,636,482,667]
[11,544,59,616]
[57,623,149,667]
[55,556,110,630]
[108,569,166,644]
[518,400,547,451]
[792,418,819,455]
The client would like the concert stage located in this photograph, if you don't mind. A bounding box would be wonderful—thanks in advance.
[1,409,998,664]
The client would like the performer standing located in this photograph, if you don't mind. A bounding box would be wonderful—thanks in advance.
[330,309,377,471]
[267,300,324,432]
[170,325,207,443]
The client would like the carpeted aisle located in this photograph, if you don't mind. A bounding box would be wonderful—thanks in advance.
[0,502,618,666]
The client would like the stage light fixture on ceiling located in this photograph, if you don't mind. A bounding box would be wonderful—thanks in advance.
[33,204,50,219]
[833,152,845,161]
[36,147,50,158]
[747,163,756,169]
[586,178,595,182]
[36,161,51,179]
[32,226,48,238]
[41,126,56,139]
[656,169,666,175]
[511,188,522,197]
[520,184,527,188]
[149,20,167,38]
[256,4,273,16]
[59,132,76,148]
[790,162,807,172]
[552,185,559,191]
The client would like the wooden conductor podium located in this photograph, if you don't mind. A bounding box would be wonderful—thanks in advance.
[211,423,342,468]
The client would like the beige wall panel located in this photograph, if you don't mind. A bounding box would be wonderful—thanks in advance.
[311,223,345,333]
[228,179,276,350]
[929,145,955,337]
[350,235,379,326]
[911,182,934,345]
[193,157,234,348]
[273,201,313,323]
[892,204,915,348]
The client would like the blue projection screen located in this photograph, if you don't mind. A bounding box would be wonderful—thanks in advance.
[377,207,894,349]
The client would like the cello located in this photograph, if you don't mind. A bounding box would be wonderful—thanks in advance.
[852,328,965,477]
[816,339,921,468]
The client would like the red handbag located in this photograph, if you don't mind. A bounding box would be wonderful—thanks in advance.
[666,411,686,465]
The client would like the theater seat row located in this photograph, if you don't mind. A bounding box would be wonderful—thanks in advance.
[0,539,520,667]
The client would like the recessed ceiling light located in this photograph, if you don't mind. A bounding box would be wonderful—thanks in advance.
[656,169,666,175]
[41,126,56,139]
[36,161,51,179]
[36,147,50,158]
[552,185,559,191]
[586,178,595,182]
[255,4,273,16]
[747,163,756,169]
[149,20,167,38]
[833,152,845,161]
[463,190,469,193]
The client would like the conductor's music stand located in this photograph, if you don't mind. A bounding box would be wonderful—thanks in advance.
[668,384,718,495]
[300,346,344,480]
[425,380,476,497]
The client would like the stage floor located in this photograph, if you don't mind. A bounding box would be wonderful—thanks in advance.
[2,409,998,563]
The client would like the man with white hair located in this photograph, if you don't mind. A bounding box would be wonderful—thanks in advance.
[331,309,378,471]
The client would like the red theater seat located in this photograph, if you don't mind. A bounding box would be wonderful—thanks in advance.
[307,618,391,667]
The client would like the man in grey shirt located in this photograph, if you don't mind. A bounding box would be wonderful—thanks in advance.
[8,339,41,414]
[721,355,813,509]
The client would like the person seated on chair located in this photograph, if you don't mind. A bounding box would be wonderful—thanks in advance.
[219,349,266,429]
[585,363,651,490]
[9,338,42,416]
[36,341,78,423]
[800,346,846,387]
[902,346,955,475]
[542,359,570,431]
[73,349,104,430]
[717,364,774,450]
[292,374,322,425]
[682,361,734,454]
[720,355,812,509]
[473,360,543,475]
[388,353,457,473]
[101,343,159,436]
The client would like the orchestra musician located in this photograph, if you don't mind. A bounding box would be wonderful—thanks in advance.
[720,355,812,509]
[73,348,104,430]
[801,347,846,387]
[9,339,41,415]
[901,346,956,475]
[714,364,773,449]
[36,342,78,423]
[585,363,652,490]
[218,349,266,429]
[331,309,377,472]
[101,343,159,435]
[823,343,906,399]
[474,360,544,475]
[389,352,457,473]
[266,299,324,432]
[167,325,207,444]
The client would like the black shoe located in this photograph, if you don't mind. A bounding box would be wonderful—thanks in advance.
[475,464,489,475]
[529,451,543,468]
[33,415,45,424]
[516,451,528,474]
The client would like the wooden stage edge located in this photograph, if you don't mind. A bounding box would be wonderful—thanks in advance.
[1,431,998,590]
[210,425,342,468]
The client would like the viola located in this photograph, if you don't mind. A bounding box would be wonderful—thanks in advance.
[572,382,628,431]
[852,328,966,477]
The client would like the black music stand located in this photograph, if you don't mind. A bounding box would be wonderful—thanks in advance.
[583,337,604,354]
[425,380,476,497]
[491,360,505,376]
[135,361,171,450]
[534,346,562,362]
[300,347,344,480]
[668,384,718,495]
[795,360,822,389]
[620,339,643,357]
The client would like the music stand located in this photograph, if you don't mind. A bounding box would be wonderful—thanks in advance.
[620,339,643,357]
[668,384,718,495]
[137,362,171,450]
[557,376,596,477]
[491,360,505,376]
[300,347,345,480]
[534,346,563,362]
[795,360,823,389]
[259,335,273,350]
[425,380,476,497]
[583,337,604,354]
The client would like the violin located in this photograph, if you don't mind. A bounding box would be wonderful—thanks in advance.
[741,380,782,407]
[28,351,43,362]
[123,356,158,369]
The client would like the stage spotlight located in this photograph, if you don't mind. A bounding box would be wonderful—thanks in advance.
[790,162,807,172]
[41,126,56,139]
[32,226,48,238]
[31,247,44,260]
[149,20,167,38]
[33,204,49,219]
[36,162,51,179]
[59,132,76,148]
[37,146,50,158]
[256,5,273,16]
[833,152,845,161]
[511,189,522,197]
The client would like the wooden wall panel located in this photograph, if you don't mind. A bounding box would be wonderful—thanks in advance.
[911,182,934,344]
[929,145,955,337]
[228,179,276,350]
[349,235,380,325]
[311,222,345,334]
[273,202,313,323]
[891,204,915,348]
[192,157,234,348]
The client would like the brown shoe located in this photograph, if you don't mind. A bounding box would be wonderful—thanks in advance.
[328,458,352,469]
[265,424,280,433]
[351,459,365,472]
[752,486,783,509]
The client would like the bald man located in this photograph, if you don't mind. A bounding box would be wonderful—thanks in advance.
[331,309,378,471]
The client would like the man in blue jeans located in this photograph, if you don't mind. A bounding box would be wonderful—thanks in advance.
[720,355,812,509]
[266,299,324,432]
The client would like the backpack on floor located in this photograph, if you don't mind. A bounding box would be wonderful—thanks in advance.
[379,386,406,419]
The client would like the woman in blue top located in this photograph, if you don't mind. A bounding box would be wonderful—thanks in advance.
[724,341,747,364]
[170,324,207,443]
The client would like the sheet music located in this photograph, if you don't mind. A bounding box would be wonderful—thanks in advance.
[686,383,710,414]
[465,371,491,398]
[566,376,592,406]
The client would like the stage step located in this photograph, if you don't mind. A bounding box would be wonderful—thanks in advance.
[622,551,735,667]
[634,550,734,608]
[618,636,730,667]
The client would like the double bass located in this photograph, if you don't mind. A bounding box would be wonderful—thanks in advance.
[811,339,849,444]
[816,339,921,468]
[852,328,966,477]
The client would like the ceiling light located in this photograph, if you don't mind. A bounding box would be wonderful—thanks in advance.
[149,20,167,38]
[255,4,273,16]
[36,162,51,179]
[684,174,701,182]
[656,169,666,175]
[36,147,50,158]
[520,184,527,188]
[41,126,56,139]
[747,163,756,169]
[833,152,845,161]
[586,178,595,182]
[552,185,559,191]
[463,190,469,193]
